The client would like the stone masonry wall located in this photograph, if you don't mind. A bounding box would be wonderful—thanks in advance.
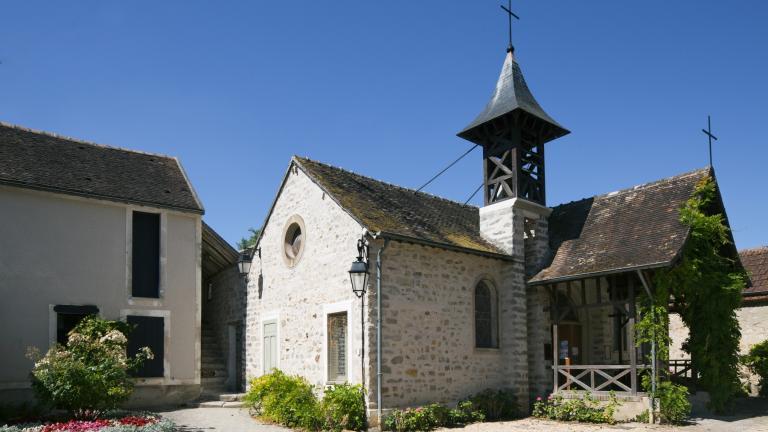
[203,265,244,388]
[669,302,768,395]
[375,240,529,411]
[245,165,369,392]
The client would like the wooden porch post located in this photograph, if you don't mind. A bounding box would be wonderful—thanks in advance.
[551,283,559,394]
[628,276,638,395]
[552,323,559,393]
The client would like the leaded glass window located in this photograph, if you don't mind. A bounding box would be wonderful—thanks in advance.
[475,281,499,348]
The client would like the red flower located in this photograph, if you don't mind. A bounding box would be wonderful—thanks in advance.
[119,416,156,426]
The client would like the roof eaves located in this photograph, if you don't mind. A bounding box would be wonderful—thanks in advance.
[378,231,515,262]
[0,178,204,214]
[527,261,673,286]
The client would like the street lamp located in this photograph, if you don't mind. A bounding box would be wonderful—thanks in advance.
[348,237,369,391]
[238,248,254,278]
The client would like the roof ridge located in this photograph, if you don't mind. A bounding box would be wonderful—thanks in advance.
[551,167,712,210]
[740,246,768,254]
[293,155,481,210]
[0,121,176,160]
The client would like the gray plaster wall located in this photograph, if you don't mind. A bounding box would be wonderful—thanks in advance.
[0,185,201,404]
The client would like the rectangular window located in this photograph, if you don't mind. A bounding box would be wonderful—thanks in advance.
[54,305,99,345]
[132,212,160,298]
[127,315,164,377]
[327,312,347,382]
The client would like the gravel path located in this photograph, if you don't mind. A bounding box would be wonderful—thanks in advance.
[158,407,289,432]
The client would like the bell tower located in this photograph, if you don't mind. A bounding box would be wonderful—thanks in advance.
[457,49,568,206]
[459,7,567,264]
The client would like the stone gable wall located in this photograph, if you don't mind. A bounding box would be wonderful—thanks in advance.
[245,166,367,390]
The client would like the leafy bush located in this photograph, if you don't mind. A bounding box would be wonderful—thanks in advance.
[656,381,691,424]
[532,393,619,424]
[743,339,768,397]
[464,388,518,420]
[320,383,366,432]
[382,401,484,432]
[26,316,152,414]
[244,370,321,430]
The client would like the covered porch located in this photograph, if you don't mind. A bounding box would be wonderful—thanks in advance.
[536,270,658,397]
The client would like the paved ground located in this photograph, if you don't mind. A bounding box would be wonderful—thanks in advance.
[158,407,288,432]
[159,397,768,432]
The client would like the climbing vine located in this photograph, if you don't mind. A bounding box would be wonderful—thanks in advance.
[636,175,745,413]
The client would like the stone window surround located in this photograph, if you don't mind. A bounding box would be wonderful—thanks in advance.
[125,207,168,307]
[48,304,101,349]
[260,310,280,375]
[472,276,502,353]
[119,309,179,386]
[322,300,353,385]
[282,214,306,268]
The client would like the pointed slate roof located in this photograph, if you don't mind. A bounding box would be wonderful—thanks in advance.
[529,168,713,284]
[458,51,569,144]
[740,247,768,302]
[0,122,203,213]
[293,156,507,258]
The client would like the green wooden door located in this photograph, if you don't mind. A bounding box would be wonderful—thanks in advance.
[263,320,278,372]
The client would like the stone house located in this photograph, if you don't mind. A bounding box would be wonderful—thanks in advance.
[670,246,768,394]
[244,44,744,421]
[0,123,233,406]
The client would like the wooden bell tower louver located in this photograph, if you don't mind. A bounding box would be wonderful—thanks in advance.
[458,49,569,206]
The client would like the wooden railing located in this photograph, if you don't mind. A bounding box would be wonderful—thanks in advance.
[554,364,649,394]
[669,359,694,379]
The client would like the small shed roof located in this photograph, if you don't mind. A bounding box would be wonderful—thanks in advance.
[529,168,713,284]
[740,247,768,302]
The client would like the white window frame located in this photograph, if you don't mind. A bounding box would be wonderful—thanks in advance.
[322,300,352,384]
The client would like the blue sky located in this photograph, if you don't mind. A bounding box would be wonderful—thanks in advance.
[1,1,766,249]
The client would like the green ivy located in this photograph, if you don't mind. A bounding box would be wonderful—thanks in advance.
[636,175,745,414]
[742,339,768,397]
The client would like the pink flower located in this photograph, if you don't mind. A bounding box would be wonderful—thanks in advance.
[536,396,542,401]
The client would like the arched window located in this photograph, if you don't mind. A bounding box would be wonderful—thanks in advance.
[475,281,499,348]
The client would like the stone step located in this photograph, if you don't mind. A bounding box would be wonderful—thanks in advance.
[195,400,244,408]
[202,376,227,385]
[201,355,225,363]
[218,393,246,402]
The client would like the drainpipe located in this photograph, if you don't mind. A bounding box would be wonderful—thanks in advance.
[375,237,389,423]
[636,270,656,423]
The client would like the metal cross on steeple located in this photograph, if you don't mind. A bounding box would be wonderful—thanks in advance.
[702,115,718,167]
[500,0,520,53]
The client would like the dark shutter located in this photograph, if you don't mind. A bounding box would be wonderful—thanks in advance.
[127,315,164,377]
[55,305,99,345]
[132,212,160,298]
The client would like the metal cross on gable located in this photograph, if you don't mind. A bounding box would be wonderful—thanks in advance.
[702,115,718,167]
[500,0,520,52]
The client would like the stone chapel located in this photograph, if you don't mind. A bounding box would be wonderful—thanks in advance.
[243,38,740,422]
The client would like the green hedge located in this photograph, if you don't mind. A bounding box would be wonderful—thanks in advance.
[532,393,618,424]
[244,370,366,431]
[743,339,768,397]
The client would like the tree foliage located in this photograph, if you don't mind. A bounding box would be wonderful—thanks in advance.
[637,175,745,414]
[237,227,261,250]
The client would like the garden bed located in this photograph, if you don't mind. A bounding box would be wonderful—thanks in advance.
[0,412,174,432]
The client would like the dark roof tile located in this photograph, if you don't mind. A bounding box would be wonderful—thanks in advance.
[294,157,505,257]
[529,168,712,283]
[741,247,768,297]
[0,123,203,212]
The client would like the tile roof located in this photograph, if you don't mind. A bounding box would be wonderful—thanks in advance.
[529,168,713,284]
[740,247,768,299]
[293,157,506,257]
[0,123,203,213]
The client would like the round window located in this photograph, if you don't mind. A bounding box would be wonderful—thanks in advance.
[282,215,306,267]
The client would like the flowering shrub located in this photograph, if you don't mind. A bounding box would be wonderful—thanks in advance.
[26,316,153,414]
[464,388,519,420]
[532,393,619,424]
[382,401,485,432]
[0,414,173,432]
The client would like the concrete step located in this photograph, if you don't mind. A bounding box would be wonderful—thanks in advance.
[197,401,244,408]
[202,376,227,385]
[218,393,246,402]
[202,361,225,369]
